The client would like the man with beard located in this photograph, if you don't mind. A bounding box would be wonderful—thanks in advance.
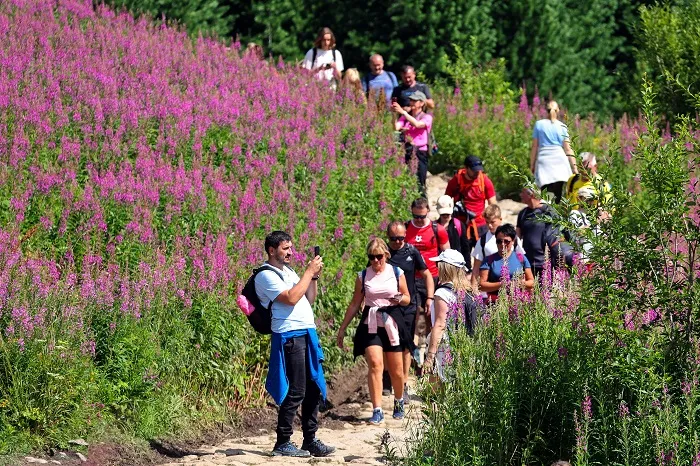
[255,231,335,458]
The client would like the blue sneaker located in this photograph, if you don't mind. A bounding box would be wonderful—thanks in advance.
[368,408,384,425]
[271,441,310,457]
[393,398,405,420]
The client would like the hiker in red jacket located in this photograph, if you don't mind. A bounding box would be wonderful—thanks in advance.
[445,155,498,246]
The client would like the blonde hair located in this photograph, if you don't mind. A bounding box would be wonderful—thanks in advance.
[366,238,390,259]
[547,100,559,122]
[483,204,502,220]
[438,262,470,292]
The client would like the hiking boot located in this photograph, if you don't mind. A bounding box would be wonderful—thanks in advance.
[393,398,405,420]
[368,408,384,425]
[271,441,310,457]
[302,438,336,457]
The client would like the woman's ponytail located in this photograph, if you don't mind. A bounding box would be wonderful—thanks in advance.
[547,100,559,122]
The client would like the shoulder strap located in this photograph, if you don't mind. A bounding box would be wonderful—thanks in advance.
[256,264,285,281]
[332,49,336,62]
[388,71,398,87]
[361,269,367,294]
[432,222,440,255]
[477,172,485,197]
[436,282,454,292]
[311,48,317,67]
[392,265,400,288]
[566,174,580,195]
[480,233,488,250]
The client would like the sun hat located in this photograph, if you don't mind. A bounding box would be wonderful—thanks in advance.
[429,249,467,268]
[436,195,454,215]
[408,91,427,102]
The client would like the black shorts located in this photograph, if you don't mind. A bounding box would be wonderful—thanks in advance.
[402,307,417,340]
[360,324,402,353]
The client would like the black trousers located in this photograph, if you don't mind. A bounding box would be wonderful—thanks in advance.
[405,148,429,196]
[542,181,565,204]
[276,336,320,446]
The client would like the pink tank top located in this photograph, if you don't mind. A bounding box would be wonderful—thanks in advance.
[360,265,402,307]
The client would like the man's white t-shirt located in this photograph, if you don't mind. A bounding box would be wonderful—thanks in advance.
[471,231,527,262]
[302,48,344,82]
[254,263,315,333]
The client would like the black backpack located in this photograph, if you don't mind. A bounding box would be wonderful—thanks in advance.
[311,48,337,68]
[239,264,285,335]
[436,283,478,336]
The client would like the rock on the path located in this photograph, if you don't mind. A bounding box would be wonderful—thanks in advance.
[24,458,48,464]
[75,452,87,462]
[343,423,354,429]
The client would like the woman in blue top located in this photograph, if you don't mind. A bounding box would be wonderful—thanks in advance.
[530,101,578,203]
[479,224,535,302]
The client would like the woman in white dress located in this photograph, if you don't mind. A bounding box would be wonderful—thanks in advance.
[530,101,578,203]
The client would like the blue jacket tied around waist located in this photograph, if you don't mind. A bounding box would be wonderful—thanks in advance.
[266,328,327,406]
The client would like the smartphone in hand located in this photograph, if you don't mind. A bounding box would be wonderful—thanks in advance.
[314,246,321,257]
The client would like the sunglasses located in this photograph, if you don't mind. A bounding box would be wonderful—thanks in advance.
[412,213,428,219]
[368,254,385,261]
[388,236,405,242]
[496,239,513,245]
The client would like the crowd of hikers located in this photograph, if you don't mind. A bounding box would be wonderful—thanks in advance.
[238,27,611,461]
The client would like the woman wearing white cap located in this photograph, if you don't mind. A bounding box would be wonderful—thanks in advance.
[424,249,473,382]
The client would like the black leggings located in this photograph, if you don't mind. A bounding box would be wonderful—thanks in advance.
[542,181,565,204]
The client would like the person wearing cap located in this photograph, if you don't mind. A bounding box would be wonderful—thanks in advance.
[445,154,498,244]
[391,65,434,110]
[479,224,535,302]
[393,91,433,195]
[435,195,472,269]
[423,249,473,382]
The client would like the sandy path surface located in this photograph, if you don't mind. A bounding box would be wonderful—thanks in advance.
[159,390,420,466]
[156,174,523,466]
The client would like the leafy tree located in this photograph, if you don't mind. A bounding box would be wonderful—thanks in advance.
[636,0,700,118]
[102,0,232,37]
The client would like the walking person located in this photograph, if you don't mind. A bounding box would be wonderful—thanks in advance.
[362,54,398,107]
[387,221,433,397]
[302,27,344,87]
[405,198,450,324]
[423,249,471,383]
[435,195,472,270]
[255,231,335,457]
[445,155,498,244]
[337,239,412,424]
[479,224,535,302]
[471,205,526,293]
[530,100,578,203]
[393,91,433,195]
[391,65,435,110]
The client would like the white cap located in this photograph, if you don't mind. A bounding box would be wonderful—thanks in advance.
[436,195,454,215]
[429,249,467,268]
[577,187,596,200]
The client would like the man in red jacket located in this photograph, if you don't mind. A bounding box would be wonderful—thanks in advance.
[445,155,498,242]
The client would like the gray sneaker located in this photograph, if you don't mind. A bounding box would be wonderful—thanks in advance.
[272,441,311,457]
